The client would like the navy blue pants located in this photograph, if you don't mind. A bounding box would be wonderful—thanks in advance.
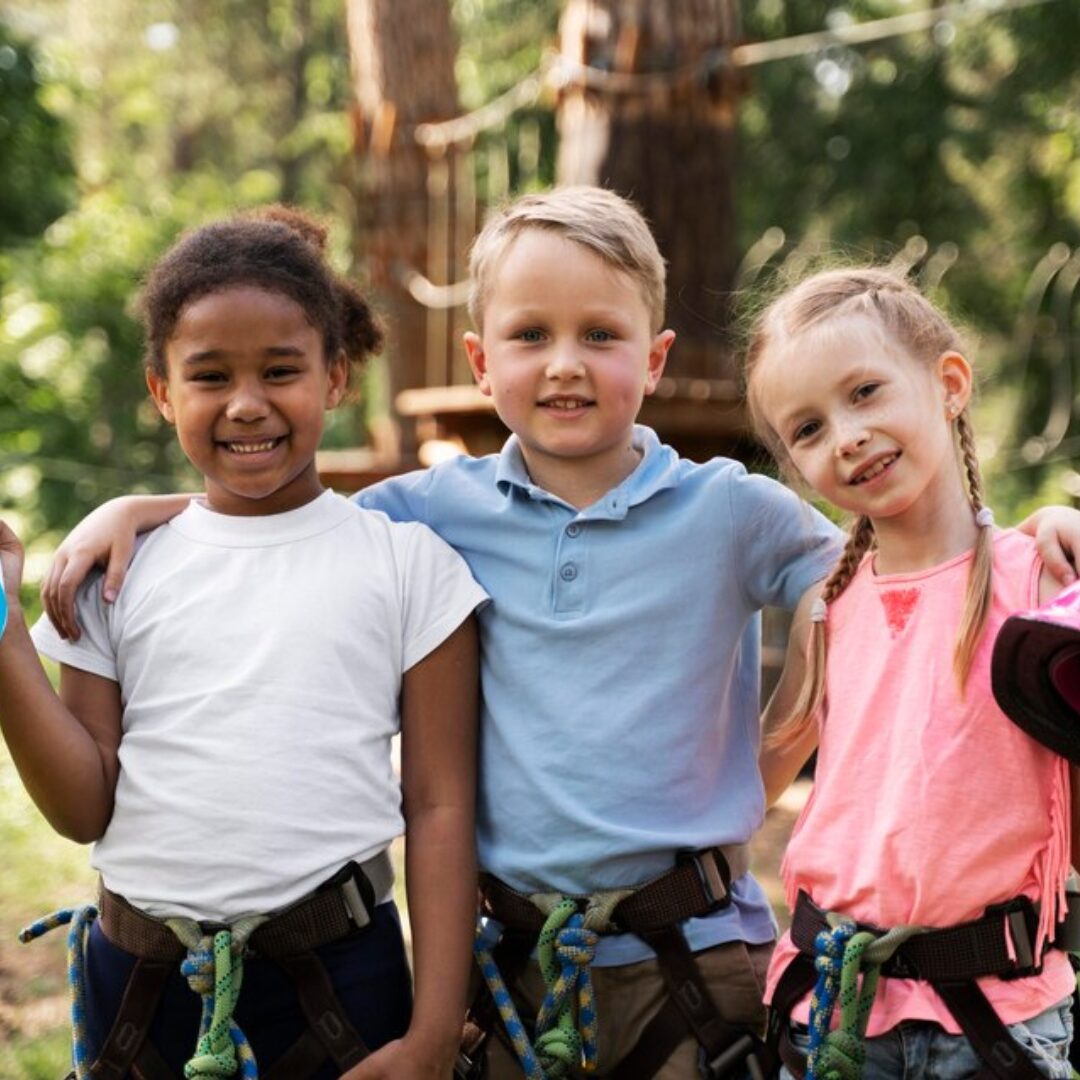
[84,901,413,1079]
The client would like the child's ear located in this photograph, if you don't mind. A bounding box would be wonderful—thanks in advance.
[325,350,348,410]
[145,369,175,424]
[937,350,973,417]
[644,329,676,395]
[464,331,491,396]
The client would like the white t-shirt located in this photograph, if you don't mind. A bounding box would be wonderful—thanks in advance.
[32,490,487,921]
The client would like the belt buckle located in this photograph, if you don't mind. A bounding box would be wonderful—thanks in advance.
[986,897,1039,978]
[454,1047,485,1080]
[331,861,376,931]
[678,848,731,912]
[697,1034,768,1080]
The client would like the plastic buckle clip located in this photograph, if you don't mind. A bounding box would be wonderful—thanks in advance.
[454,1047,485,1080]
[987,896,1039,979]
[698,1034,767,1080]
[679,848,732,912]
[336,862,375,931]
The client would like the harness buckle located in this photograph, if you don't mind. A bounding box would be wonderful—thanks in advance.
[321,860,376,931]
[453,1046,485,1080]
[697,1034,769,1080]
[678,848,732,912]
[987,896,1040,979]
[883,948,920,980]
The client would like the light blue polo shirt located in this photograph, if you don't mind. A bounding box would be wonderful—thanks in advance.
[357,425,839,964]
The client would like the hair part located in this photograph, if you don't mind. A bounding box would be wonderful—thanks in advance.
[140,205,382,379]
[467,185,667,332]
[746,268,993,748]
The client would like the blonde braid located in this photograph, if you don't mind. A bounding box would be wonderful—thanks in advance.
[768,515,875,749]
[954,411,994,688]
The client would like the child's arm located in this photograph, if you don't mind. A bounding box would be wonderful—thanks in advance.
[759,587,822,808]
[1019,506,1080,586]
[344,614,480,1080]
[0,523,121,841]
[42,494,192,640]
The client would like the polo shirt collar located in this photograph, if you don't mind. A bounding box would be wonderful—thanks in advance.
[494,425,681,518]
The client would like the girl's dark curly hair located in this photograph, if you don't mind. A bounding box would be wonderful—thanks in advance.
[140,205,382,377]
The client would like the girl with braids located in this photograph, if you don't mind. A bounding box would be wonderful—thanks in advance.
[0,207,486,1079]
[747,267,1079,1078]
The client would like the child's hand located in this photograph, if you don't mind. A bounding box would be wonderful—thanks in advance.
[40,498,142,641]
[1020,505,1080,587]
[338,1032,457,1079]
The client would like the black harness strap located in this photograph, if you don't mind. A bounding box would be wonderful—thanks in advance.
[932,980,1047,1080]
[129,1039,176,1080]
[471,850,764,1079]
[89,960,173,1080]
[274,950,369,1073]
[770,892,1061,1080]
[87,859,384,1079]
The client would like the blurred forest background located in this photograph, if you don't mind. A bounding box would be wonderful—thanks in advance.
[1,0,1080,1073]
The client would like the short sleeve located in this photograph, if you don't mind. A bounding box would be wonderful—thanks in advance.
[31,570,118,681]
[396,523,488,672]
[728,468,842,611]
[355,469,432,526]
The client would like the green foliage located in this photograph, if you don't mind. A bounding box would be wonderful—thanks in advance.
[0,0,367,542]
[452,0,561,196]
[0,21,74,250]
[738,0,1080,512]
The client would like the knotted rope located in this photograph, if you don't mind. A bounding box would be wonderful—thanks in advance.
[20,903,268,1080]
[807,919,924,1080]
[166,914,268,1079]
[19,905,99,1080]
[474,887,632,1079]
[474,919,546,1080]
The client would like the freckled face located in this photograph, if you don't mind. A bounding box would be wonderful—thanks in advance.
[147,285,346,516]
[755,316,967,526]
[464,230,673,497]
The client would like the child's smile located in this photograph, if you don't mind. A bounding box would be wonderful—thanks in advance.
[463,229,673,506]
[758,314,971,541]
[147,285,346,516]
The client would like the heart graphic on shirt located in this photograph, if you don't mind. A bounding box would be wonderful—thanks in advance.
[880,587,921,636]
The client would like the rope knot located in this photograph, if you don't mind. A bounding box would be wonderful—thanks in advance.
[554,924,599,968]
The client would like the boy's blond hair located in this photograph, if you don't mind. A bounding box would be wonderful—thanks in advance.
[467,186,667,332]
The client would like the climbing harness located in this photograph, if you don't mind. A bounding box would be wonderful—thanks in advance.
[461,844,775,1080]
[20,853,392,1080]
[769,889,1080,1080]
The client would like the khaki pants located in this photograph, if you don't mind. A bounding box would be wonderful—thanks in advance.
[482,938,773,1079]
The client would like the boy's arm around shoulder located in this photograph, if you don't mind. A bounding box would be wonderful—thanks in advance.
[344,615,480,1079]
[759,586,822,808]
[0,521,121,842]
[354,467,438,526]
[726,465,841,612]
[44,493,192,641]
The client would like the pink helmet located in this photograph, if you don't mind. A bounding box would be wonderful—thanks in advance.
[991,578,1080,763]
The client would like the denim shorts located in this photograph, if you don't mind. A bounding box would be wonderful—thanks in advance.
[780,996,1074,1080]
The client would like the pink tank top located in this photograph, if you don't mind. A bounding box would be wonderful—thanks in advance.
[765,530,1074,1034]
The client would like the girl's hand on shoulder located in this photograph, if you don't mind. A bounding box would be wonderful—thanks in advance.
[339,1032,458,1079]
[1019,505,1080,588]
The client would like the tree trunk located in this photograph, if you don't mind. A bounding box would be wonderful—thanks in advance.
[346,0,460,458]
[557,0,742,382]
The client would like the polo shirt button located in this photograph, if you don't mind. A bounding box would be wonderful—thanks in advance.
[560,563,578,581]
[566,523,581,538]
